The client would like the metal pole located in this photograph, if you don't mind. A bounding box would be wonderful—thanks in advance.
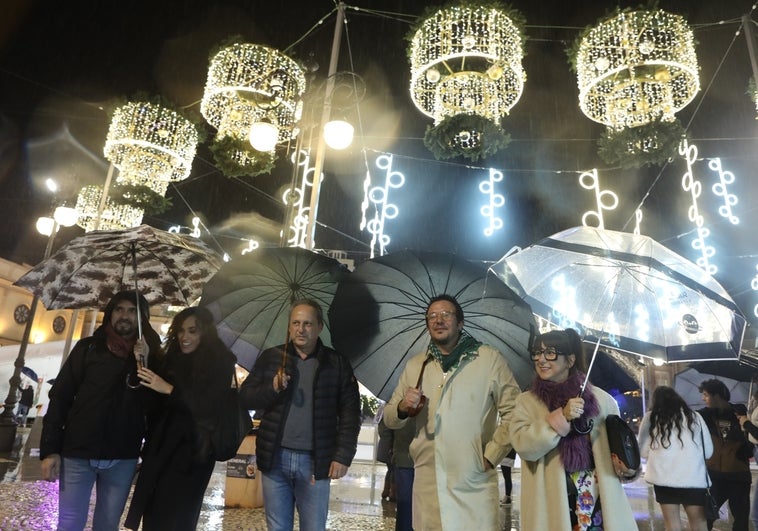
[0,221,59,444]
[743,15,758,86]
[94,162,115,232]
[305,2,345,249]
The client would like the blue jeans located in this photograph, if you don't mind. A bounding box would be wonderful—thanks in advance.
[58,457,137,531]
[261,448,330,531]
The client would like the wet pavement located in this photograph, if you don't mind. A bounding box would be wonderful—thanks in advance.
[1,424,754,530]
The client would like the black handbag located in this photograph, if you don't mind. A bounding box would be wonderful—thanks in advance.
[605,414,641,473]
[700,425,720,520]
[211,374,252,462]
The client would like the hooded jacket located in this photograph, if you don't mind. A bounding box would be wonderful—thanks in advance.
[40,290,161,460]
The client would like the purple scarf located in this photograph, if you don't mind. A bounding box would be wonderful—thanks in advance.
[531,371,600,472]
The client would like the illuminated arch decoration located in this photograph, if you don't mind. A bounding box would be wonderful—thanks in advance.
[579,169,618,229]
[707,158,739,225]
[409,4,525,161]
[282,149,316,249]
[201,43,306,175]
[363,154,404,258]
[478,168,504,236]
[574,8,698,167]
[678,139,716,275]
[104,101,199,183]
[633,209,644,235]
[751,264,758,319]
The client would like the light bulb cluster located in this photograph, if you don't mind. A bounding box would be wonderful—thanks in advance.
[104,101,199,182]
[75,185,144,232]
[409,5,525,124]
[201,43,306,153]
[576,9,699,128]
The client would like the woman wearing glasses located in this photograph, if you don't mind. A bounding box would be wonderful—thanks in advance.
[509,328,635,530]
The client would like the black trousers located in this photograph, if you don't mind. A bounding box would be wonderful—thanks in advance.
[707,472,751,531]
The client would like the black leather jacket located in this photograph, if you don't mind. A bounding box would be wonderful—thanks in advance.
[239,339,361,479]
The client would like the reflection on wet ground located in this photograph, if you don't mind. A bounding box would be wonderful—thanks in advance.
[0,425,751,530]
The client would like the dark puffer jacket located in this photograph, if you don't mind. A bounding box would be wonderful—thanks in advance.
[239,339,361,479]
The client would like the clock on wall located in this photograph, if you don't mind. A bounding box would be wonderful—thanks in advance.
[53,316,66,334]
[13,304,30,325]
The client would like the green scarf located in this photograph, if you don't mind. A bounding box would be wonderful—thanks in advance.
[428,329,482,373]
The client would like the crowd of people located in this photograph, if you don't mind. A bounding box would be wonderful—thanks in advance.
[33,289,758,530]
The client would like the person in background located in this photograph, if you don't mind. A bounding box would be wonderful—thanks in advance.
[509,328,636,530]
[40,290,161,531]
[16,382,35,427]
[744,388,758,529]
[638,385,712,531]
[383,294,520,531]
[376,413,396,502]
[698,378,752,531]
[124,306,237,530]
[239,298,362,531]
[499,448,517,506]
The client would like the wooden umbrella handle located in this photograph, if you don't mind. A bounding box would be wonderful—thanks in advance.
[406,355,433,417]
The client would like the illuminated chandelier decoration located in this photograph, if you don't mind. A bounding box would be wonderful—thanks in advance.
[201,43,306,176]
[409,3,525,161]
[574,8,698,167]
[104,101,199,183]
[75,184,145,232]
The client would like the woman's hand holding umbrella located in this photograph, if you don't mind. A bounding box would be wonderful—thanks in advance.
[138,367,173,395]
[562,397,585,421]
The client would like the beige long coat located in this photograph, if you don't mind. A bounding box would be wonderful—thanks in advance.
[384,344,520,531]
[510,386,636,531]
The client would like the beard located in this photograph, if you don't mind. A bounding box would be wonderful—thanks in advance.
[113,318,137,337]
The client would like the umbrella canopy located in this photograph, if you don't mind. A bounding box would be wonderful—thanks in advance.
[491,226,746,364]
[674,367,750,410]
[689,359,758,383]
[328,250,537,402]
[14,224,223,309]
[21,366,38,381]
[200,247,347,370]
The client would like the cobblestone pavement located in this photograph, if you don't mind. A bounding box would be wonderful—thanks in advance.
[1,425,753,530]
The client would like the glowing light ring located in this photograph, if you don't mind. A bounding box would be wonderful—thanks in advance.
[359,170,371,231]
[576,9,699,128]
[104,101,199,182]
[707,158,739,225]
[678,139,717,275]
[409,5,525,124]
[365,154,405,257]
[579,169,618,229]
[241,239,260,255]
[201,43,306,147]
[478,169,505,236]
[752,264,758,318]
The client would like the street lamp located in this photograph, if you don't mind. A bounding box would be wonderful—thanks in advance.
[0,205,78,451]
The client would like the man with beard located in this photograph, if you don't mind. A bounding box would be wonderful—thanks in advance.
[40,290,161,531]
[384,294,520,531]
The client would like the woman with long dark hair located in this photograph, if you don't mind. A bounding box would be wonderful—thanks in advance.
[638,386,712,531]
[124,307,237,530]
[509,328,636,530]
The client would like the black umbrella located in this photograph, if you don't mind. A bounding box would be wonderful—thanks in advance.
[328,250,537,401]
[201,247,347,370]
[689,360,758,383]
[21,367,38,381]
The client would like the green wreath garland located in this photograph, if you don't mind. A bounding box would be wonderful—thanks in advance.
[210,135,277,178]
[424,114,511,161]
[110,183,173,215]
[597,119,685,168]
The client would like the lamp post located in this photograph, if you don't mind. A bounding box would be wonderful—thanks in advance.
[0,206,78,452]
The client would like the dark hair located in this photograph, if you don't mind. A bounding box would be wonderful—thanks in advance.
[698,378,730,402]
[164,306,222,355]
[648,386,697,449]
[426,294,464,322]
[290,298,324,325]
[535,328,587,373]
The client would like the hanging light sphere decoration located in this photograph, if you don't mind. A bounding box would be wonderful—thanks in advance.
[104,101,199,183]
[409,5,525,125]
[576,9,699,128]
[201,43,306,152]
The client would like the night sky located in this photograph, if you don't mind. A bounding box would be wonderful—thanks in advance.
[1,0,756,336]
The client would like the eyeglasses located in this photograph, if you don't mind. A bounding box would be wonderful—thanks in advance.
[426,310,456,322]
[530,347,562,361]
